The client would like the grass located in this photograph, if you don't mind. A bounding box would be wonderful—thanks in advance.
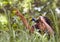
[0,9,60,42]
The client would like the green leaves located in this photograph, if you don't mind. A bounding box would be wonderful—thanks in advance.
[0,14,8,25]
[0,0,60,42]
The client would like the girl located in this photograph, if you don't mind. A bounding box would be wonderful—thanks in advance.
[15,10,54,36]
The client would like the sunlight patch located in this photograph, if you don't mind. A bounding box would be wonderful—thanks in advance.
[0,15,7,25]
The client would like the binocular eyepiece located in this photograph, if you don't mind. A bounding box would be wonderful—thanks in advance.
[31,18,40,23]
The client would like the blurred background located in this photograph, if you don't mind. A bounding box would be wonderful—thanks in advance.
[0,0,60,42]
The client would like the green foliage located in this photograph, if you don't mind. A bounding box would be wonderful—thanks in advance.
[0,0,60,42]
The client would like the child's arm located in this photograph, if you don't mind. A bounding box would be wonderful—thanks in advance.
[39,16,54,35]
[15,10,34,33]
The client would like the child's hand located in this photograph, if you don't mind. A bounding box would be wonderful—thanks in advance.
[15,10,20,16]
[39,16,46,23]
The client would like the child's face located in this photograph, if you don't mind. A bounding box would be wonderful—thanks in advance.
[37,21,46,31]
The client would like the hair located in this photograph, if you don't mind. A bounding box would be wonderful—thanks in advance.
[43,16,52,27]
[32,16,53,30]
